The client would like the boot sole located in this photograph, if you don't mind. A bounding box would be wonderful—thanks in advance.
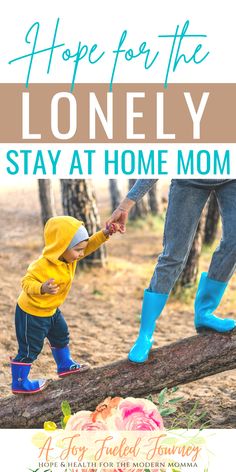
[196,327,216,334]
[128,356,148,364]
[128,359,147,364]
[58,365,90,377]
[12,381,47,395]
[196,326,236,334]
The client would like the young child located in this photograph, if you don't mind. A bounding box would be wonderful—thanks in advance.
[11,215,116,394]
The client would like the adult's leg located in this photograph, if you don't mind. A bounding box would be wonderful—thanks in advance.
[195,181,236,332]
[208,180,236,281]
[149,181,211,293]
[129,181,211,363]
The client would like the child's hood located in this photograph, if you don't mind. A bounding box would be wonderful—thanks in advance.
[42,216,84,262]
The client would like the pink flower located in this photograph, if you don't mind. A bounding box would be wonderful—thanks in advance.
[65,411,108,431]
[114,397,164,431]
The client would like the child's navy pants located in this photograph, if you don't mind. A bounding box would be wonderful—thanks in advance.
[13,304,70,363]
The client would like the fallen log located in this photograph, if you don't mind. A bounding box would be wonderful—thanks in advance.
[1,329,236,428]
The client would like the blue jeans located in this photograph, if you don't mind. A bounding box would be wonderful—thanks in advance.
[13,305,70,363]
[149,179,236,293]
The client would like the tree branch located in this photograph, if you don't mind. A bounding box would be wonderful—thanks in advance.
[2,329,236,428]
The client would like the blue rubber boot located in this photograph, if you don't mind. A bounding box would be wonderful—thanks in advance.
[194,272,236,333]
[51,345,89,377]
[11,361,47,394]
[128,289,169,363]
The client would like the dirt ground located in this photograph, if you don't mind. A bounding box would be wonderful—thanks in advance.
[0,180,235,428]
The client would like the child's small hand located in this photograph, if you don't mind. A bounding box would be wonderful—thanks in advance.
[41,278,59,295]
[104,223,119,236]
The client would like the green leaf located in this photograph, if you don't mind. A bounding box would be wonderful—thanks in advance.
[61,400,71,417]
[168,396,184,404]
[200,420,211,430]
[147,394,153,402]
[159,406,177,416]
[158,387,168,405]
[190,400,199,413]
[162,437,179,445]
[190,437,206,446]
[171,386,179,393]
[61,416,66,430]
[93,289,103,296]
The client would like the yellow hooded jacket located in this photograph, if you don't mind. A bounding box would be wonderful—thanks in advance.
[17,216,108,317]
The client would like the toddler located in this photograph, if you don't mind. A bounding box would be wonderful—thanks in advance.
[11,215,115,394]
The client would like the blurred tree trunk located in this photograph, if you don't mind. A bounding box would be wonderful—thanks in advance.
[204,192,220,245]
[109,179,121,212]
[128,179,149,220]
[174,206,208,289]
[61,179,106,267]
[147,181,161,215]
[38,180,56,226]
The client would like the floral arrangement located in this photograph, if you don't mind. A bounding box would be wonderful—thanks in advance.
[45,396,164,432]
[44,397,165,472]
[41,391,208,472]
[67,396,164,431]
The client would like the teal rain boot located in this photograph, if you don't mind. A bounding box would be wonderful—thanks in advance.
[128,289,168,363]
[194,272,236,333]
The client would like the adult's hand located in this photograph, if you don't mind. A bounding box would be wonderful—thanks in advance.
[106,208,128,233]
[106,198,135,233]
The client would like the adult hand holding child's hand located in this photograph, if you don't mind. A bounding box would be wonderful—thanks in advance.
[41,278,59,295]
[106,198,135,233]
